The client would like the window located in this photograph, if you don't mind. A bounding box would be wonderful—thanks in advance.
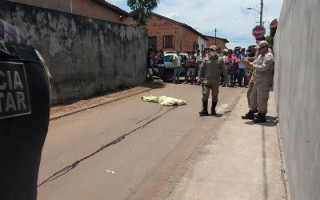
[163,35,174,49]
[148,36,157,50]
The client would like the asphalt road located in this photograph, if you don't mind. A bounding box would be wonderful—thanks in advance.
[37,83,246,200]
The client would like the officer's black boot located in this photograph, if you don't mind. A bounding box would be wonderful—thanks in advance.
[241,110,255,119]
[211,101,217,116]
[199,101,209,116]
[253,113,266,123]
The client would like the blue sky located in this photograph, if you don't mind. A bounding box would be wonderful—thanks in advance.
[107,0,283,49]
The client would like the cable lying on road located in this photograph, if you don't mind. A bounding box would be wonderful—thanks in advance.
[38,106,177,187]
[135,106,164,124]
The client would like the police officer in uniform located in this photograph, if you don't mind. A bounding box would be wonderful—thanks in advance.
[198,45,229,116]
[242,41,274,123]
[246,35,266,108]
[0,20,50,200]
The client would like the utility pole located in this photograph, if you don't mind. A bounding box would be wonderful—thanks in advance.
[214,28,217,45]
[260,0,263,26]
[247,0,264,26]
[70,0,73,13]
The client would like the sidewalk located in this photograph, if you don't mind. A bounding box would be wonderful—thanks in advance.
[49,80,166,120]
[166,92,287,200]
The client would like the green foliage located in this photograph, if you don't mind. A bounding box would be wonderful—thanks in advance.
[265,35,273,47]
[127,0,159,26]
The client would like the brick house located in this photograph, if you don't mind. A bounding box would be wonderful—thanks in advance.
[9,0,129,23]
[122,12,208,52]
[205,36,229,50]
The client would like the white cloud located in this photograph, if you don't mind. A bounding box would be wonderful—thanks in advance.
[107,0,283,49]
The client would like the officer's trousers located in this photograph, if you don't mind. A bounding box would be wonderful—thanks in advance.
[249,77,272,113]
[202,84,219,102]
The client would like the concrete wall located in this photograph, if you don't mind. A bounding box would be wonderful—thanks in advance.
[0,1,148,104]
[8,0,125,23]
[274,0,320,199]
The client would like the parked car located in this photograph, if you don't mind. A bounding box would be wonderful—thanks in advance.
[162,52,188,82]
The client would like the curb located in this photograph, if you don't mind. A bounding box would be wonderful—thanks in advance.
[50,88,152,121]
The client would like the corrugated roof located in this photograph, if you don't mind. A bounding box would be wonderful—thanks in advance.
[91,0,129,17]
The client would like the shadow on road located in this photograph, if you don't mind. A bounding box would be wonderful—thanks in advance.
[244,116,278,127]
[261,126,269,200]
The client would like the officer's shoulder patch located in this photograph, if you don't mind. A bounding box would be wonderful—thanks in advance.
[0,61,31,119]
[265,53,274,61]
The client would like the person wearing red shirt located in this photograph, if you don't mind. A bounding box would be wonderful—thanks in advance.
[224,49,239,87]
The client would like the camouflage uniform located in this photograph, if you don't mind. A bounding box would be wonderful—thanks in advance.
[199,51,229,116]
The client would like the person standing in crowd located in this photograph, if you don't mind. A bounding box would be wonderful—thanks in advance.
[224,49,238,87]
[198,45,229,116]
[156,49,165,79]
[195,49,203,84]
[242,41,274,123]
[185,51,197,84]
[221,48,229,86]
[216,47,225,86]
[172,50,182,84]
[234,50,240,86]
[147,47,154,81]
[237,48,247,87]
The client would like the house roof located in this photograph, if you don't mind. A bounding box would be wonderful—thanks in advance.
[123,12,208,41]
[151,12,208,41]
[91,0,129,17]
[205,35,229,43]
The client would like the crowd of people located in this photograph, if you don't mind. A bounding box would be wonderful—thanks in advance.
[147,44,259,87]
[147,35,275,123]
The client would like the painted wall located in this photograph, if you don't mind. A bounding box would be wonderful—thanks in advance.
[8,0,124,23]
[197,37,206,51]
[0,1,148,104]
[274,0,320,199]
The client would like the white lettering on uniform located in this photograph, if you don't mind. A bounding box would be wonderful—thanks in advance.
[0,93,3,112]
[6,71,13,90]
[13,71,24,90]
[16,92,27,110]
[0,70,6,90]
[5,92,17,112]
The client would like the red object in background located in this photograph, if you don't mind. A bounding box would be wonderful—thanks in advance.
[252,25,266,38]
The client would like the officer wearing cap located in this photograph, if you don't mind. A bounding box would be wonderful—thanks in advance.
[242,40,274,123]
[246,35,267,107]
[198,45,229,116]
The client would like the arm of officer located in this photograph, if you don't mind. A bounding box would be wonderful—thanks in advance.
[199,59,206,78]
[253,54,274,72]
[198,59,206,83]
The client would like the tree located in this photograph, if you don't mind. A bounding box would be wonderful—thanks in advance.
[127,0,159,26]
[265,35,273,47]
